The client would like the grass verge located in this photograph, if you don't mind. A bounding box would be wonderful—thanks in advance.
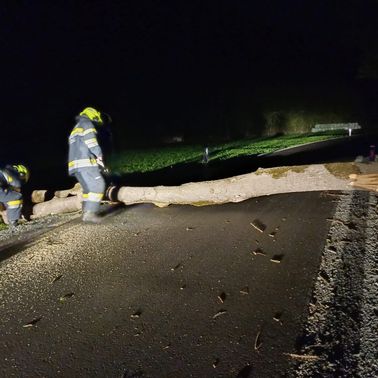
[110,131,347,174]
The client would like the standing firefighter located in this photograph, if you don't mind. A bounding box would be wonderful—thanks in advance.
[68,107,109,223]
[0,164,30,229]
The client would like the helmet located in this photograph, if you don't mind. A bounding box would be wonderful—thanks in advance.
[13,164,30,183]
[80,107,103,125]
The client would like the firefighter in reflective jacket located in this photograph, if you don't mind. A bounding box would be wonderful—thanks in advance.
[0,164,30,229]
[68,107,108,223]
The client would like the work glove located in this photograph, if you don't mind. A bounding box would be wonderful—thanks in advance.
[96,157,110,174]
[96,157,105,168]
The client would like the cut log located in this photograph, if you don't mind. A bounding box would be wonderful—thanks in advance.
[54,183,82,198]
[31,195,82,219]
[31,190,48,204]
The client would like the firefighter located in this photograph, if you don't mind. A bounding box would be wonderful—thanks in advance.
[0,164,30,229]
[68,107,109,223]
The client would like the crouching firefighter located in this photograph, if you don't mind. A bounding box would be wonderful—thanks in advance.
[0,164,30,229]
[68,107,110,223]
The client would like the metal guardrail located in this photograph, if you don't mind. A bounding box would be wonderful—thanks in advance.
[312,123,361,136]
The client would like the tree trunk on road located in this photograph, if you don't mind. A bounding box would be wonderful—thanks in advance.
[115,164,353,207]
[31,163,358,218]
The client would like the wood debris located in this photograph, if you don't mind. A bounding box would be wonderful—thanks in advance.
[270,254,284,263]
[171,263,182,271]
[59,292,74,302]
[250,219,266,233]
[273,312,283,322]
[349,173,378,192]
[23,316,42,328]
[212,358,220,368]
[218,292,226,303]
[254,330,262,351]
[51,274,63,284]
[212,309,227,319]
[131,310,142,319]
[252,248,266,256]
[240,286,249,295]
[283,353,320,361]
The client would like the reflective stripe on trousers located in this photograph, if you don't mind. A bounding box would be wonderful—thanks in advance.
[68,158,97,172]
[74,167,105,213]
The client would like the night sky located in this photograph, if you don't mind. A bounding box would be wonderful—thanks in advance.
[1,0,378,152]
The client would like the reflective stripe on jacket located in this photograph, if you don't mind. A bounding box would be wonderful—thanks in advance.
[68,116,103,175]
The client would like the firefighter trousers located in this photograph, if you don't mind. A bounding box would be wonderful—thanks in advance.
[74,168,106,213]
[0,188,23,223]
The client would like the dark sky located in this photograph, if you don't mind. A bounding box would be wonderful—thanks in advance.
[1,0,378,145]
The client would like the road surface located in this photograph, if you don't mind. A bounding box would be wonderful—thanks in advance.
[1,190,377,377]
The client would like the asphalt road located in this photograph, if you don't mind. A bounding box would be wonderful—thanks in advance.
[0,191,338,377]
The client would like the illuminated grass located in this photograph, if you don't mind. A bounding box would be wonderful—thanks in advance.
[110,131,346,174]
[0,222,7,231]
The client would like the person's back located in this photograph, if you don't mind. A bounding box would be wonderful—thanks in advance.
[0,164,30,229]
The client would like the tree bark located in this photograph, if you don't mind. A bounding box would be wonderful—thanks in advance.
[115,164,352,207]
[31,163,358,218]
[31,195,82,219]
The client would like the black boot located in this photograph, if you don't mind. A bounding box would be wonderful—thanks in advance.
[8,220,18,231]
[82,212,102,224]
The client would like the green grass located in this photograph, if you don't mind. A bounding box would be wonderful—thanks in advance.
[0,222,7,231]
[110,131,347,174]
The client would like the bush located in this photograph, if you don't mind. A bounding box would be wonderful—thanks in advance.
[263,109,354,136]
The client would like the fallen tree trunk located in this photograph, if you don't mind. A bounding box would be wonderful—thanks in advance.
[115,164,354,207]
[54,183,82,198]
[30,163,362,218]
[31,183,82,203]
